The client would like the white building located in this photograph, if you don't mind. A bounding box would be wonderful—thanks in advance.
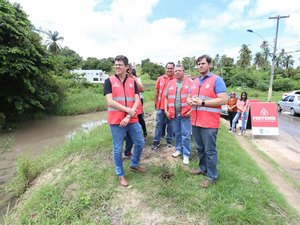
[71,69,108,84]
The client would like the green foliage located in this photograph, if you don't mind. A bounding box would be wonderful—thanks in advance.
[82,57,113,73]
[181,56,196,74]
[229,69,256,88]
[256,81,269,91]
[0,1,61,123]
[141,58,165,80]
[273,78,294,91]
[55,86,106,115]
[58,47,83,70]
[44,30,64,54]
[10,156,39,195]
[236,44,252,68]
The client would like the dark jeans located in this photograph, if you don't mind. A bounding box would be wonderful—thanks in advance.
[138,114,147,137]
[228,111,237,129]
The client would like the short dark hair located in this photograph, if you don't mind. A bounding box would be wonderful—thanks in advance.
[114,55,129,66]
[196,55,212,64]
[165,62,175,68]
[131,68,137,77]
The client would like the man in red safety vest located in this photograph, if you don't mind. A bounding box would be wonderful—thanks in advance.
[188,55,227,188]
[164,64,192,165]
[104,55,145,187]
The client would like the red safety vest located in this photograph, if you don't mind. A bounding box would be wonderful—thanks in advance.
[107,75,138,124]
[190,75,221,128]
[155,74,174,109]
[166,77,192,119]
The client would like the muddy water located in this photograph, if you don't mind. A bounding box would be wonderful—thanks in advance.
[0,111,107,219]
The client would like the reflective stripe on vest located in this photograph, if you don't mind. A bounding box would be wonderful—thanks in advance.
[190,75,221,128]
[155,75,174,109]
[107,75,138,124]
[166,77,192,119]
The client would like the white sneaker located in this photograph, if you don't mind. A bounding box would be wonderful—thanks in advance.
[172,151,182,158]
[183,155,189,165]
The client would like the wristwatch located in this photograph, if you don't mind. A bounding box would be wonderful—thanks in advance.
[126,114,132,118]
[202,100,205,106]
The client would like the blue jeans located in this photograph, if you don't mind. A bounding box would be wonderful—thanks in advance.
[124,131,133,155]
[192,126,219,181]
[171,114,191,157]
[154,109,173,143]
[110,122,144,177]
[231,112,248,132]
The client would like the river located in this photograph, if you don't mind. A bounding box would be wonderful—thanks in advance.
[0,111,107,220]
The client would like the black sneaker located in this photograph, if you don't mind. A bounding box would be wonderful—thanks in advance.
[151,142,160,150]
[167,142,173,148]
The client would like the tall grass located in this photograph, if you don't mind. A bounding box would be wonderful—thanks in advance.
[55,88,107,115]
[4,123,300,224]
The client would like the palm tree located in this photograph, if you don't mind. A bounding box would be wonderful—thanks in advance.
[253,52,265,70]
[260,41,271,60]
[276,49,286,68]
[237,44,252,68]
[282,54,294,69]
[45,30,64,54]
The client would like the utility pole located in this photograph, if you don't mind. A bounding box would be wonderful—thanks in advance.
[268,15,289,102]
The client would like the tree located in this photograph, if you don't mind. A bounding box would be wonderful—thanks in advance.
[282,54,294,69]
[59,47,83,70]
[181,56,196,74]
[260,41,270,60]
[45,30,64,54]
[253,52,265,70]
[82,57,113,72]
[141,59,165,80]
[236,44,252,68]
[0,1,61,124]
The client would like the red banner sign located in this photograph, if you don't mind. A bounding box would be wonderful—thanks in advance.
[250,102,279,136]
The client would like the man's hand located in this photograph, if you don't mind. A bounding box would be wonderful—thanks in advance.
[120,116,130,127]
[165,110,170,119]
[127,108,136,117]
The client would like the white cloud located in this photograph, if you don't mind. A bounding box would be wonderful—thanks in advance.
[8,0,300,65]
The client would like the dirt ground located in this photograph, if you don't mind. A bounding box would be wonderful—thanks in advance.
[221,119,300,214]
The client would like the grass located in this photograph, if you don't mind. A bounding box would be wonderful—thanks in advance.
[4,117,300,224]
[55,88,107,116]
[227,87,283,102]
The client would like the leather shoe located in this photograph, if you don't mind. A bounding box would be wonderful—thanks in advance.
[118,176,129,187]
[200,179,215,188]
[130,165,146,173]
[190,168,205,175]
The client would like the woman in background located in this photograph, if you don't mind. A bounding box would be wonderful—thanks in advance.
[231,91,250,135]
[226,92,238,131]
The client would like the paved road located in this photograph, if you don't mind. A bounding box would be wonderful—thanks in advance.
[278,112,300,139]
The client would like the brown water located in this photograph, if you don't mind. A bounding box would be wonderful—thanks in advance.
[0,111,107,220]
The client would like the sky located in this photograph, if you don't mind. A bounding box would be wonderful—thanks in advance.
[9,0,300,66]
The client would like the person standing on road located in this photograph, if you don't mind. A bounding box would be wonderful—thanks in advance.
[231,91,250,136]
[151,62,175,150]
[188,55,227,188]
[164,64,192,164]
[226,92,238,131]
[104,55,145,187]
